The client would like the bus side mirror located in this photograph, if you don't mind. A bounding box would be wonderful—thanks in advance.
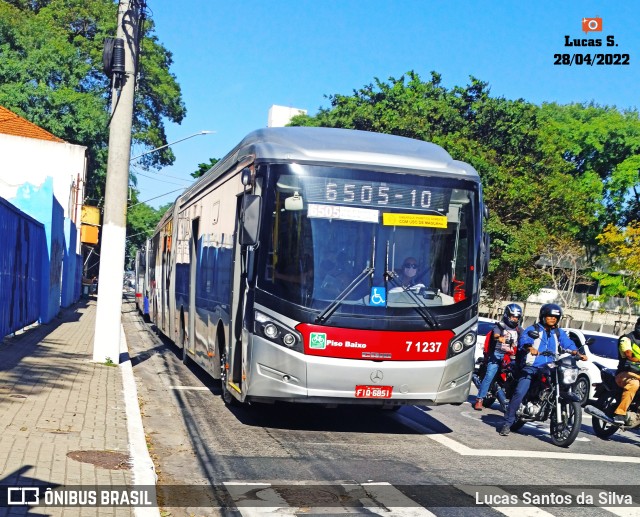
[481,232,490,277]
[240,194,261,246]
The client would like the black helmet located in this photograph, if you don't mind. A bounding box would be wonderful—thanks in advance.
[634,317,640,339]
[539,303,563,325]
[502,303,523,328]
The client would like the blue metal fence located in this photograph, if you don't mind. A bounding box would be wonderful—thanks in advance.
[0,197,46,339]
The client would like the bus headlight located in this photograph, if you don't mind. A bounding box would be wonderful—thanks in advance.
[463,332,476,346]
[282,333,296,347]
[254,311,303,352]
[263,323,279,339]
[451,340,464,353]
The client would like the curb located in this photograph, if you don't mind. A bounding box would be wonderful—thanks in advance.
[120,325,161,517]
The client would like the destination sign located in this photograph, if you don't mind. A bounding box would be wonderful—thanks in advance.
[285,176,452,212]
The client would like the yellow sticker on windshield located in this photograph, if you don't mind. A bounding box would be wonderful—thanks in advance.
[383,213,448,228]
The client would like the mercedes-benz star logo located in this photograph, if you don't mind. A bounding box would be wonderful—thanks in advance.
[370,370,384,383]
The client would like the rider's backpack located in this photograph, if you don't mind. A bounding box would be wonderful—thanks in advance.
[483,323,521,363]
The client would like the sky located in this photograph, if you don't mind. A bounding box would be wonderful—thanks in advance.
[132,0,640,208]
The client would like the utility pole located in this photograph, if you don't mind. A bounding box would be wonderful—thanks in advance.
[93,0,141,363]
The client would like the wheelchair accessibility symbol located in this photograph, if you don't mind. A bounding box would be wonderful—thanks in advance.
[369,287,386,307]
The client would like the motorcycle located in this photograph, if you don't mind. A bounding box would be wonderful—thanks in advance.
[472,346,518,413]
[507,332,583,447]
[585,363,640,438]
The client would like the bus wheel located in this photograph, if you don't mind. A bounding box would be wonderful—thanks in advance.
[220,347,236,406]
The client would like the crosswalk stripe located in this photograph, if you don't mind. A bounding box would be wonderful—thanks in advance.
[168,385,209,390]
[224,482,291,516]
[361,482,437,516]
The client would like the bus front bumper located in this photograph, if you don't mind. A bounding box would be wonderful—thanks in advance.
[245,337,473,405]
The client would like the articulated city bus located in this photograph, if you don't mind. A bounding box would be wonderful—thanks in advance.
[146,127,488,407]
[134,245,150,319]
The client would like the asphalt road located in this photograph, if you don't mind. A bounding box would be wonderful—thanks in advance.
[121,297,640,517]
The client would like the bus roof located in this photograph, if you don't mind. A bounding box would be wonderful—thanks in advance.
[179,127,479,205]
[240,127,476,175]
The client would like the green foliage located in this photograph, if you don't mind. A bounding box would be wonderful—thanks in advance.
[591,222,640,311]
[191,157,219,178]
[0,0,186,204]
[538,103,640,229]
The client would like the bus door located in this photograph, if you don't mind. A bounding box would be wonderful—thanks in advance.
[227,189,261,400]
[227,196,247,398]
[185,218,199,360]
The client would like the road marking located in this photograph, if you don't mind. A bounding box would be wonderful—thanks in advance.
[361,482,437,516]
[460,410,590,442]
[169,385,209,390]
[393,411,640,464]
[224,482,291,516]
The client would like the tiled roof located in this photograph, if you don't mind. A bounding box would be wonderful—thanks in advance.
[0,105,65,143]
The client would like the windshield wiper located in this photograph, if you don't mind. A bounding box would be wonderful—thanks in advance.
[315,266,374,324]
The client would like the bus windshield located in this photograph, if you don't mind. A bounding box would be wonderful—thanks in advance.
[258,164,481,318]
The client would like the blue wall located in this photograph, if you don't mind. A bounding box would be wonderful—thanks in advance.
[9,177,66,323]
[0,197,46,339]
[61,217,81,307]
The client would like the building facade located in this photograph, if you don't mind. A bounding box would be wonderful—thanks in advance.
[0,106,87,327]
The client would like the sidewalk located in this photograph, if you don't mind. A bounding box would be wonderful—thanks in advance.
[0,299,150,516]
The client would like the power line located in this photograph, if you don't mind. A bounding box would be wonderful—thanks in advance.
[133,169,190,186]
[130,163,194,183]
[128,187,184,208]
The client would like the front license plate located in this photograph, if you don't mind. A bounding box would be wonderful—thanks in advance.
[355,385,393,398]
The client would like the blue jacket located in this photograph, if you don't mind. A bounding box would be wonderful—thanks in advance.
[518,323,578,368]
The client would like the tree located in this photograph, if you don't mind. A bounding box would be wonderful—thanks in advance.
[0,0,186,203]
[191,157,219,179]
[539,103,640,233]
[592,221,640,315]
[538,236,590,308]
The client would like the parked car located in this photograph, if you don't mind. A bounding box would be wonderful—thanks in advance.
[563,328,620,405]
[475,317,498,362]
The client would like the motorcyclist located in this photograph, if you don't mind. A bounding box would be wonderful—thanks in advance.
[500,303,586,436]
[473,304,523,411]
[612,317,640,425]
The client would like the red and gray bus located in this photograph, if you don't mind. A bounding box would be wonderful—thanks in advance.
[146,127,488,407]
